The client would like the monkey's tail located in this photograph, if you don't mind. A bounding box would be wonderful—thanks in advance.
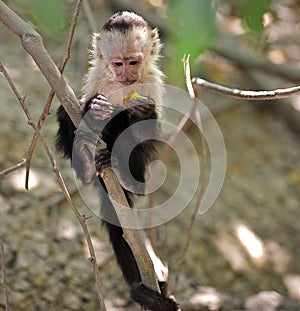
[101,192,179,310]
[100,189,142,285]
[103,220,142,285]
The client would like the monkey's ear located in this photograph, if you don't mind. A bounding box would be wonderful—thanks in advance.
[150,28,161,56]
[92,33,103,59]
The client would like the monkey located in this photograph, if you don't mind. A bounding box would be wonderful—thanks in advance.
[56,11,178,311]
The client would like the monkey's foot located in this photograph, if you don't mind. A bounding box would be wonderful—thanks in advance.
[95,148,112,177]
[73,127,101,183]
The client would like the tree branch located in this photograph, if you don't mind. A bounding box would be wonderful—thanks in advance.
[25,0,83,190]
[0,1,81,126]
[0,160,26,178]
[192,77,300,100]
[172,57,208,293]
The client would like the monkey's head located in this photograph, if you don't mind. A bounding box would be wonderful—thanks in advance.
[92,11,161,86]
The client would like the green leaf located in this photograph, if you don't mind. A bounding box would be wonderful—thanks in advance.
[168,0,217,63]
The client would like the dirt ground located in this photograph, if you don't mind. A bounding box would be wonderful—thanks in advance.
[1,18,300,311]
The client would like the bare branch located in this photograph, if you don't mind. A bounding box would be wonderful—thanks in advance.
[192,77,300,100]
[53,167,106,310]
[0,160,26,178]
[0,62,57,170]
[172,57,208,293]
[25,0,83,190]
[0,1,81,127]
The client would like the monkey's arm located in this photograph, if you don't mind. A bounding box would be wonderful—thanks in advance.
[56,105,77,159]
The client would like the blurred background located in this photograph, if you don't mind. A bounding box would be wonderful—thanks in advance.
[1,0,300,310]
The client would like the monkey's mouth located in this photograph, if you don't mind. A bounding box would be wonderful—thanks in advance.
[120,80,137,86]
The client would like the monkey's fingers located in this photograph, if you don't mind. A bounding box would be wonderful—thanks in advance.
[90,95,115,120]
[90,102,115,121]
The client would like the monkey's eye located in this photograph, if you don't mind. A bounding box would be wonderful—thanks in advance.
[112,61,123,67]
[129,60,138,66]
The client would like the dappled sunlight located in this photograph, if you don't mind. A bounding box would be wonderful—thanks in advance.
[83,236,110,266]
[235,223,267,265]
[263,12,273,28]
[8,168,40,191]
[267,49,286,64]
[214,231,249,272]
[189,287,222,311]
[284,274,300,300]
[214,220,298,303]
[265,240,292,274]
[224,16,245,36]
[245,291,283,310]
[56,218,78,240]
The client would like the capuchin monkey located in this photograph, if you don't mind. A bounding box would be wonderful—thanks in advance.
[56,11,178,311]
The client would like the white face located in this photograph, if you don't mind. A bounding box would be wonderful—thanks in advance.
[110,54,143,85]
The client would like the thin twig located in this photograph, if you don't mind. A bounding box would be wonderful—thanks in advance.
[0,159,26,178]
[53,168,106,310]
[0,62,106,310]
[25,0,83,190]
[0,62,56,169]
[192,77,300,100]
[0,2,82,126]
[0,236,9,311]
[172,57,208,293]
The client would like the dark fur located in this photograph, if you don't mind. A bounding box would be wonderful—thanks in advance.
[103,11,148,32]
[56,99,178,310]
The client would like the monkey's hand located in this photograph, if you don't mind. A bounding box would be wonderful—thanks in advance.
[127,96,156,120]
[89,94,121,123]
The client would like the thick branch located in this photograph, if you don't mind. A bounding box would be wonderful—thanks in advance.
[102,168,160,292]
[192,77,300,100]
[25,0,83,190]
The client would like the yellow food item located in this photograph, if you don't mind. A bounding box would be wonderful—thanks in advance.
[123,90,147,107]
